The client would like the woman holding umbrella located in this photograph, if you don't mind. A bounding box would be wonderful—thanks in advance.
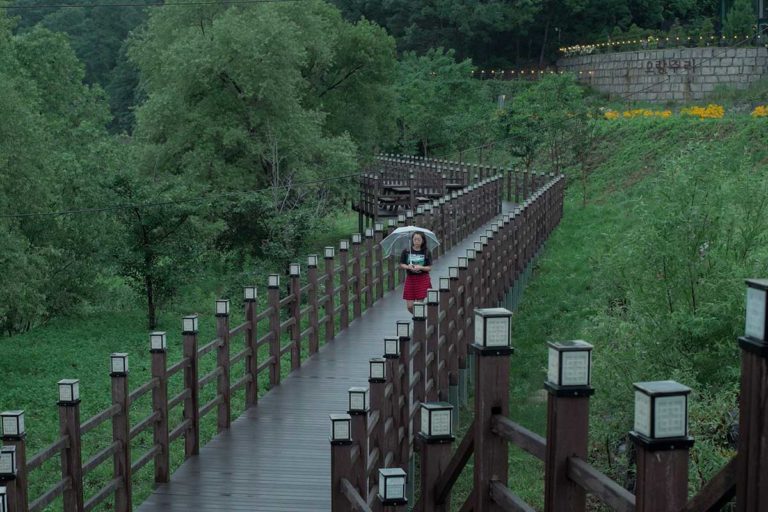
[399,231,432,314]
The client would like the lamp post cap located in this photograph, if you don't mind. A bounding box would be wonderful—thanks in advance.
[633,380,692,396]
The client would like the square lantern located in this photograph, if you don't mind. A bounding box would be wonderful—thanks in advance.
[0,486,6,512]
[182,314,199,334]
[324,247,335,259]
[427,289,439,305]
[384,337,400,358]
[110,353,129,375]
[340,240,350,251]
[329,413,352,444]
[406,210,414,219]
[307,255,319,268]
[451,192,458,200]
[375,222,384,232]
[480,235,489,245]
[397,213,406,223]
[365,228,374,238]
[413,302,426,319]
[474,308,513,350]
[474,241,483,253]
[467,248,476,261]
[388,219,397,228]
[378,467,407,506]
[396,321,411,339]
[745,279,768,341]
[58,379,80,403]
[439,277,450,291]
[0,446,16,476]
[215,299,230,316]
[417,206,424,214]
[369,358,386,381]
[352,233,362,244]
[503,214,511,223]
[458,257,468,269]
[268,274,280,288]
[485,230,494,239]
[449,267,459,279]
[149,331,167,352]
[348,387,369,413]
[547,341,593,387]
[492,223,500,232]
[432,200,440,208]
[289,263,301,277]
[424,204,432,213]
[633,381,691,440]
[420,402,454,440]
[1,411,24,438]
[244,285,258,302]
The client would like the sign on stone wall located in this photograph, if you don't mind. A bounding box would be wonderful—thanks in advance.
[644,59,696,74]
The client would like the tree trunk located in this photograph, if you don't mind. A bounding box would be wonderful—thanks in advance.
[539,16,550,67]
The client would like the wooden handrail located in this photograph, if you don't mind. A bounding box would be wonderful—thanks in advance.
[166,356,189,379]
[567,456,635,512]
[128,378,158,403]
[198,337,220,358]
[435,421,475,504]
[81,403,121,435]
[680,456,737,512]
[341,478,373,512]
[27,435,68,472]
[489,481,536,512]
[29,477,70,512]
[130,411,160,440]
[490,415,546,461]
[83,477,120,512]
[228,320,250,338]
[82,441,120,475]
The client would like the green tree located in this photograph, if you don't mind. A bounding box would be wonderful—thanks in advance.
[723,0,756,37]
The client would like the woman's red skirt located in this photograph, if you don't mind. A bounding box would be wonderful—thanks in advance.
[403,273,432,301]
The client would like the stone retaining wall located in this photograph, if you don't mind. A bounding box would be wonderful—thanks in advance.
[557,47,768,102]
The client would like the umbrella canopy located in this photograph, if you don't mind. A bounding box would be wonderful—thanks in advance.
[380,226,440,258]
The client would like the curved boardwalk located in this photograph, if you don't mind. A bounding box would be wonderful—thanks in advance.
[136,203,512,512]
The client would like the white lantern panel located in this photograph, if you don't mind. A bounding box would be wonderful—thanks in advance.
[350,391,366,411]
[370,362,385,379]
[745,287,766,340]
[439,277,450,290]
[654,395,687,438]
[333,420,350,441]
[485,317,510,347]
[633,391,651,437]
[414,303,425,318]
[385,338,399,355]
[384,476,405,500]
[397,322,410,338]
[2,413,23,437]
[420,407,429,436]
[561,351,590,386]
[111,355,128,373]
[0,453,13,475]
[449,267,458,279]
[547,348,559,385]
[431,410,451,436]
[474,314,483,345]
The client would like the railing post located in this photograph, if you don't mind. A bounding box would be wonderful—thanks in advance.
[244,286,259,406]
[736,279,768,511]
[426,290,440,402]
[0,453,18,512]
[339,241,350,330]
[215,300,231,431]
[386,221,396,291]
[396,325,412,484]
[352,234,362,320]
[268,275,282,386]
[365,228,375,310]
[348,387,369,503]
[289,265,302,370]
[631,380,693,512]
[374,223,385,300]
[543,341,594,512]
[325,247,337,342]
[417,403,455,512]
[182,315,200,457]
[472,308,513,512]
[57,379,85,512]
[307,258,320,355]
[0,411,27,512]
[437,280,451,404]
[149,332,170,484]
[330,414,355,512]
[368,359,387,509]
[412,304,427,437]
[109,354,132,512]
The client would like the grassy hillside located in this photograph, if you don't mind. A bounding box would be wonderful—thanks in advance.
[488,116,768,509]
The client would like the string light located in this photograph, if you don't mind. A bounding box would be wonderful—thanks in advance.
[559,32,758,54]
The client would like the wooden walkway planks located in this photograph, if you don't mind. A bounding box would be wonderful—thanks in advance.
[137,204,511,512]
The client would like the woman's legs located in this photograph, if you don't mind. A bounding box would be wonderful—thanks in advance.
[406,300,414,314]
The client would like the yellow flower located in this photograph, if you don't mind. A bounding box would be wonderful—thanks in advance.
[681,104,724,119]
[751,105,768,118]
[604,110,619,120]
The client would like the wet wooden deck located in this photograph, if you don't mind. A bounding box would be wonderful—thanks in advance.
[136,204,511,511]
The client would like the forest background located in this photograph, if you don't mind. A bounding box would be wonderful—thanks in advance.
[1,0,767,509]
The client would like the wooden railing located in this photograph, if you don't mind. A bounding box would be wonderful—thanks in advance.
[330,173,567,510]
[0,156,509,512]
[333,169,765,511]
[355,153,552,221]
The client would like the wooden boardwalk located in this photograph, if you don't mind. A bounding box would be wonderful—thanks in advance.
[136,204,511,512]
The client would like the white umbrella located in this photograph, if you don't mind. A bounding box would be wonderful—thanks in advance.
[379,226,440,258]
